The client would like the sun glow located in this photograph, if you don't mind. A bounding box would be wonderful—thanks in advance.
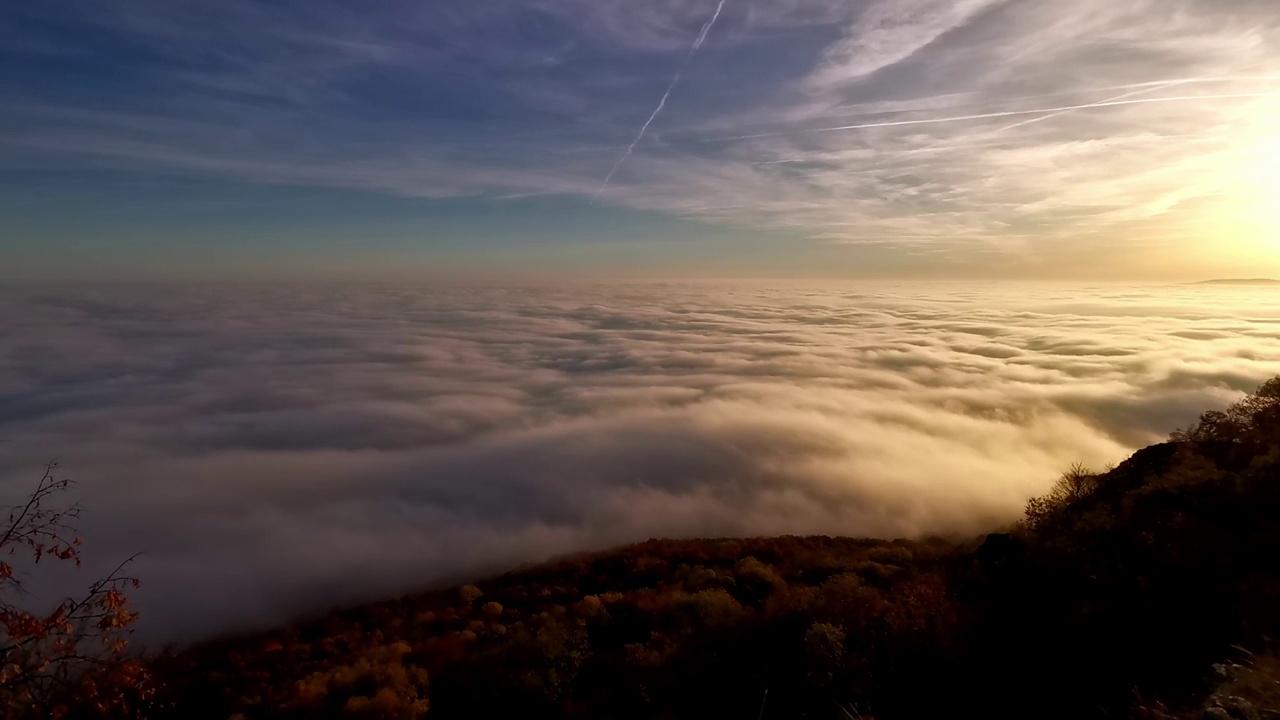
[1246,153,1280,234]
[1196,109,1280,269]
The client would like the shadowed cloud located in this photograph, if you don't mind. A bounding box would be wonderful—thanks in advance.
[2,281,1279,641]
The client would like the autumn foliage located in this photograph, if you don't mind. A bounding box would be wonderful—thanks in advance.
[1,463,150,719]
[154,535,958,719]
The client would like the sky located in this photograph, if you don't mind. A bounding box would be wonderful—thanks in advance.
[2,0,1279,281]
[3,281,1279,640]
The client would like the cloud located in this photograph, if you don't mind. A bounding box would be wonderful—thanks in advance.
[806,0,1003,87]
[2,282,1279,642]
[5,0,1280,278]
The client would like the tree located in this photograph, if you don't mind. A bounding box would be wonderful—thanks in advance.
[290,642,429,719]
[803,621,846,688]
[1023,462,1099,530]
[1171,377,1280,443]
[1,463,150,719]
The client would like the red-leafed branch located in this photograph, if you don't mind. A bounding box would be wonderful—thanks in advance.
[1,463,151,719]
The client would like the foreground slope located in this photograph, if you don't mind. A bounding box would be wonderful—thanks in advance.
[153,380,1280,720]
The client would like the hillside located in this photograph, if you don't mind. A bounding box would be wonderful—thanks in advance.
[148,380,1280,720]
[1195,278,1280,285]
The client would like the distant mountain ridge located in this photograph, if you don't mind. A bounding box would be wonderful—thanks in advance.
[1195,278,1280,285]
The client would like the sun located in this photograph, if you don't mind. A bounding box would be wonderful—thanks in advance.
[1240,132,1280,231]
[1198,119,1280,268]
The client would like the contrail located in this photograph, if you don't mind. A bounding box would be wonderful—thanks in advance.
[703,92,1280,143]
[567,74,1279,155]
[895,71,1271,161]
[745,82,1271,167]
[751,82,1196,166]
[592,73,682,203]
[691,0,726,53]
[991,62,1271,134]
[593,0,727,202]
[991,75,1208,134]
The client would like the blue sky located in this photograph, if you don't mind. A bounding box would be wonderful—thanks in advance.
[2,0,1279,280]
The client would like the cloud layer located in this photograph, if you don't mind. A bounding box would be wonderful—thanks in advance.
[2,281,1279,641]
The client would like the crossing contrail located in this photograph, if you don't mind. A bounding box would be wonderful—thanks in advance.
[703,92,1280,143]
[992,78,1197,134]
[746,82,1271,167]
[567,74,1279,156]
[989,62,1271,134]
[592,0,727,202]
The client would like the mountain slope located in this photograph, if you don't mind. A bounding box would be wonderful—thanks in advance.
[151,379,1280,720]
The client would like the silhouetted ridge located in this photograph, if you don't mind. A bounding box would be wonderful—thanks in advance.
[1195,278,1280,285]
[150,378,1280,720]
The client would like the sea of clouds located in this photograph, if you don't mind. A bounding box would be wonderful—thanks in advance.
[2,281,1279,642]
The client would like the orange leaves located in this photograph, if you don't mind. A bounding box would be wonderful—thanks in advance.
[98,588,126,613]
[95,609,139,632]
[1,608,48,643]
[1,466,150,719]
